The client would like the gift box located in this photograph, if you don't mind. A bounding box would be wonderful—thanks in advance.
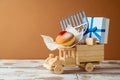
[83,17,110,44]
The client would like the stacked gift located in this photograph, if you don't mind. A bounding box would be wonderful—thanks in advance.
[58,10,110,45]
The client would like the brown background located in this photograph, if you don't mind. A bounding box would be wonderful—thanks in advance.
[0,0,120,59]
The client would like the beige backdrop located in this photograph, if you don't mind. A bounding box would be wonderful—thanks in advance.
[0,0,120,59]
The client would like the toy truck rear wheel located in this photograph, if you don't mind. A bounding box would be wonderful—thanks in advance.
[54,65,63,74]
[85,63,94,72]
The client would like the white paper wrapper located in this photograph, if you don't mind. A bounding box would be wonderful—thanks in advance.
[41,25,84,51]
[41,35,59,51]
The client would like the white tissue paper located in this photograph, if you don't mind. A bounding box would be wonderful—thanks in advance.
[41,25,84,51]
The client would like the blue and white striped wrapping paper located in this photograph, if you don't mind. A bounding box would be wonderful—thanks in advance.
[83,17,110,44]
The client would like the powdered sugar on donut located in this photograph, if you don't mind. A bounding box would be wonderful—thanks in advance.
[64,33,73,39]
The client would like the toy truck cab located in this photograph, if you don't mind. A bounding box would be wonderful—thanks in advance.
[58,48,76,66]
[43,44,104,74]
[43,48,76,74]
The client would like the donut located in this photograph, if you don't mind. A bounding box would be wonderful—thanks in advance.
[55,31,75,46]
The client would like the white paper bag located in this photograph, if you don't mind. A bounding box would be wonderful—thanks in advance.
[41,25,84,51]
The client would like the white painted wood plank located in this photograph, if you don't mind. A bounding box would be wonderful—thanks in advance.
[0,68,77,80]
[0,60,120,80]
[77,74,120,80]
[0,60,77,80]
[0,60,44,68]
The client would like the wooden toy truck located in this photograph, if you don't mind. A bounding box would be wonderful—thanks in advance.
[43,44,104,74]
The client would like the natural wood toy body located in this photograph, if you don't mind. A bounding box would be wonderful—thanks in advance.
[43,44,104,74]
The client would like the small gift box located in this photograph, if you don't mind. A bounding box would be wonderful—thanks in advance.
[83,17,110,44]
[86,38,97,45]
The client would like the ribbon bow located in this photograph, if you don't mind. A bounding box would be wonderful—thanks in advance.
[84,17,105,41]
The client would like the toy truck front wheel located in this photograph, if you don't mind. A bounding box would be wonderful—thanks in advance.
[54,64,63,74]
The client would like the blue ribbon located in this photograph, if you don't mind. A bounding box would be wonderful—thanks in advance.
[84,17,105,41]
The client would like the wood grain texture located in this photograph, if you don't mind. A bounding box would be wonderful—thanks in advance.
[76,45,104,63]
[0,60,120,80]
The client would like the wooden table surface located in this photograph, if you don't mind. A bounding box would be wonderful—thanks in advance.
[0,60,120,80]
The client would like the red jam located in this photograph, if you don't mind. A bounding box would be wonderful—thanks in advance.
[59,31,67,35]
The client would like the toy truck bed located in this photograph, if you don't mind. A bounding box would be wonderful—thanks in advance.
[76,45,104,65]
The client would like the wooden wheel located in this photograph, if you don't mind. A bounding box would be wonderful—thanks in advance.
[54,65,63,74]
[85,63,94,72]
